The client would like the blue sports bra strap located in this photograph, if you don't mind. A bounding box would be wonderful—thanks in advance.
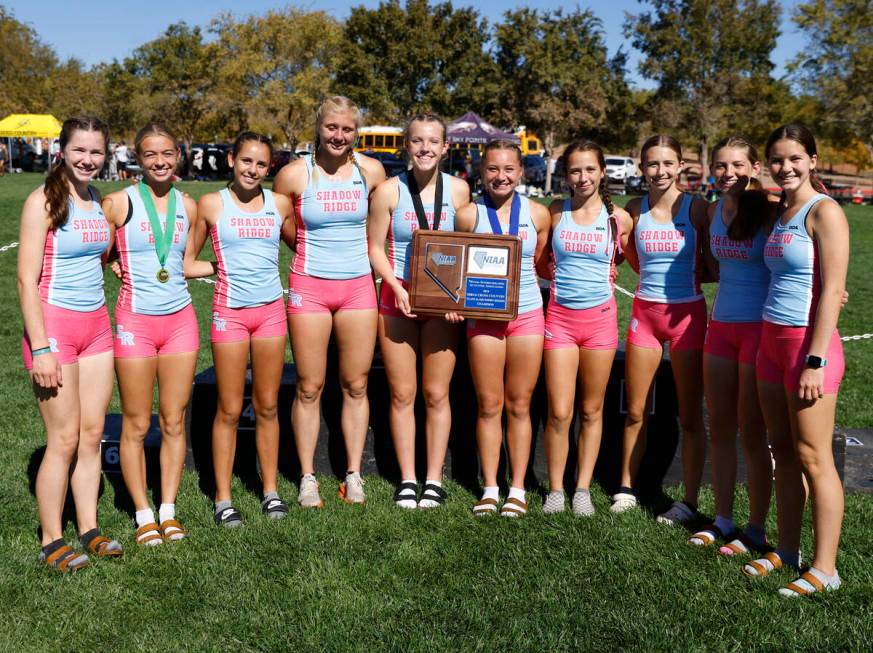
[483,192,520,236]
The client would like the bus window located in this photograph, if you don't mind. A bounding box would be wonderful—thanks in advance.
[361,135,372,148]
[375,135,384,148]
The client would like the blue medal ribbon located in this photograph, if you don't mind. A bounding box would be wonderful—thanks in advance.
[484,192,520,236]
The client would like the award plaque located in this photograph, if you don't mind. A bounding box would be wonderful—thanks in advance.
[408,230,521,320]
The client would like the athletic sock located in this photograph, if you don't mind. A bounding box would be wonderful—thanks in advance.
[41,537,66,557]
[215,500,232,515]
[508,486,526,503]
[776,548,800,569]
[714,515,735,537]
[135,508,156,528]
[262,491,279,503]
[425,478,442,488]
[418,479,445,508]
[158,503,175,524]
[745,523,767,547]
[79,528,101,549]
[618,486,635,496]
[482,486,500,501]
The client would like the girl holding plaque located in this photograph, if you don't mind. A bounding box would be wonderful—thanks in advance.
[188,133,294,527]
[273,96,386,508]
[540,141,633,516]
[368,113,470,509]
[18,116,120,570]
[103,123,207,545]
[611,135,713,524]
[454,139,550,517]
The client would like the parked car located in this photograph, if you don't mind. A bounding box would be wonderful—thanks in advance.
[522,154,547,187]
[605,156,637,182]
[625,175,648,195]
[361,151,407,177]
[269,149,296,177]
[189,143,232,180]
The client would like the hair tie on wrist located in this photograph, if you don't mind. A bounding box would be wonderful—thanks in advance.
[31,346,52,357]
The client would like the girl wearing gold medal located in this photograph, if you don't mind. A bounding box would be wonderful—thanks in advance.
[103,123,209,545]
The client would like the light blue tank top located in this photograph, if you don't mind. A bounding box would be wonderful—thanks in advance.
[473,195,542,314]
[38,188,109,311]
[634,193,702,303]
[116,185,191,315]
[211,188,283,309]
[763,194,830,327]
[709,201,770,323]
[388,173,456,281]
[551,200,615,310]
[290,154,370,279]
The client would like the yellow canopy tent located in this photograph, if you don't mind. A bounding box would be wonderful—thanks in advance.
[0,114,62,137]
[0,114,62,171]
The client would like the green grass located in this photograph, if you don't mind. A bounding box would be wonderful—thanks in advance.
[1,174,872,651]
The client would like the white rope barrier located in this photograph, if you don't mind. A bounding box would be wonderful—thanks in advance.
[0,241,19,254]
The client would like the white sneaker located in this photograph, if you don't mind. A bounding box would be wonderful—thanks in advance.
[610,492,637,513]
[298,474,324,508]
[572,489,595,517]
[339,471,366,505]
[656,500,697,526]
[542,491,565,514]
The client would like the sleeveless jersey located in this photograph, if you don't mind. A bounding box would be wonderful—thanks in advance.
[709,200,770,322]
[210,188,283,309]
[551,200,616,310]
[39,188,110,311]
[116,185,191,315]
[634,193,703,303]
[763,194,831,327]
[474,196,542,314]
[388,172,456,281]
[291,154,369,279]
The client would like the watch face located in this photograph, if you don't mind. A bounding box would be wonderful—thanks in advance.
[806,355,824,369]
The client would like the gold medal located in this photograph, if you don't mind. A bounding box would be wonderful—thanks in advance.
[157,267,170,283]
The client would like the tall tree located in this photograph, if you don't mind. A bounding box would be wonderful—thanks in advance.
[93,60,139,139]
[127,23,217,149]
[495,8,633,188]
[210,9,342,148]
[335,0,497,123]
[0,6,56,115]
[790,0,873,166]
[625,0,780,172]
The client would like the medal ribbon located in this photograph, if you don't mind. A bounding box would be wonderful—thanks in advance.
[406,171,444,232]
[484,192,520,236]
[138,182,177,270]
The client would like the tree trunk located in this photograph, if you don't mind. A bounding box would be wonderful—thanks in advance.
[699,134,708,193]
[544,129,555,196]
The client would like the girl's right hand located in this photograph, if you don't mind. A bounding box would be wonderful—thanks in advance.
[444,312,465,324]
[111,260,123,279]
[392,283,417,319]
[31,351,62,389]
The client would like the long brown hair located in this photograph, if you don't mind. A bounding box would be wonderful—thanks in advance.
[561,139,614,216]
[44,116,109,230]
[711,135,771,241]
[765,122,828,209]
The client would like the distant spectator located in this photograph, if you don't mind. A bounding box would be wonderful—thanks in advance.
[115,141,129,180]
[0,141,7,175]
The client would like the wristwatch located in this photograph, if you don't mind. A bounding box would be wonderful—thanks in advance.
[805,355,827,369]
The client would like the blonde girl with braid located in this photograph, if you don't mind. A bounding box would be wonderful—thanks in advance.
[272,96,386,508]
[539,140,632,515]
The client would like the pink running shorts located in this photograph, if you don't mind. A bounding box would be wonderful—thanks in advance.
[756,321,844,393]
[286,271,376,315]
[23,303,113,369]
[467,308,545,340]
[113,303,199,358]
[626,297,707,351]
[544,297,618,351]
[211,298,287,343]
[704,320,763,366]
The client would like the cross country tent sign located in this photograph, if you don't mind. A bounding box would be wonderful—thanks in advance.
[446,112,519,145]
[0,114,62,138]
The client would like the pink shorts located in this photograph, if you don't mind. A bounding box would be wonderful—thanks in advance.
[379,280,432,322]
[756,321,844,393]
[467,308,545,340]
[627,297,707,351]
[211,298,287,343]
[22,303,113,369]
[704,320,762,366]
[544,297,618,351]
[114,304,200,358]
[286,271,376,314]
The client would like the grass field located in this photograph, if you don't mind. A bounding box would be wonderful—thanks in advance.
[1,173,871,651]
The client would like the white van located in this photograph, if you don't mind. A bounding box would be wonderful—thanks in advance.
[605,156,637,181]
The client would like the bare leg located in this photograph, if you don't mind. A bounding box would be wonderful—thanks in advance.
[737,363,771,527]
[117,357,159,511]
[250,336,286,495]
[543,347,579,492]
[575,348,616,489]
[503,335,543,490]
[379,314,420,481]
[211,340,249,503]
[156,351,197,506]
[468,334,507,488]
[619,344,662,489]
[670,348,706,506]
[420,319,459,481]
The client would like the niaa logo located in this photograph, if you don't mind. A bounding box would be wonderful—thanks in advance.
[473,251,505,267]
[430,253,456,266]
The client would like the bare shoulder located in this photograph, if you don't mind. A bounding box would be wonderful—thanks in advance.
[528,198,550,230]
[625,196,643,218]
[454,201,478,231]
[613,205,633,230]
[272,191,292,215]
[90,185,103,202]
[547,198,565,223]
[372,174,400,199]
[102,188,130,223]
[810,196,848,228]
[182,193,198,216]
[273,158,307,196]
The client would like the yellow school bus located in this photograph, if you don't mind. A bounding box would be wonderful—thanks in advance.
[515,127,544,156]
[355,126,404,153]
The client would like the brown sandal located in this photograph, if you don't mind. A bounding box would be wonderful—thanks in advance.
[472,497,498,516]
[742,551,783,577]
[40,542,89,571]
[135,522,163,547]
[86,534,123,557]
[500,497,528,518]
[160,519,186,542]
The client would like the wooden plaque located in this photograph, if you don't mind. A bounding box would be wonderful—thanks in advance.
[408,230,521,321]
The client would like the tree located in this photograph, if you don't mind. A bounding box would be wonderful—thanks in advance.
[625,0,781,172]
[46,59,102,120]
[93,60,139,140]
[0,6,57,114]
[334,0,497,123]
[495,8,634,189]
[210,9,342,148]
[790,0,873,168]
[127,23,217,149]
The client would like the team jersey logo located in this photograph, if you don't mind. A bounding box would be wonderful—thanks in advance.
[212,312,227,332]
[288,290,302,308]
[116,325,135,346]
[48,338,59,353]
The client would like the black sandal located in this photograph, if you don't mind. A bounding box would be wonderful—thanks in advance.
[418,483,447,508]
[393,481,418,508]
[261,497,289,520]
[214,506,243,529]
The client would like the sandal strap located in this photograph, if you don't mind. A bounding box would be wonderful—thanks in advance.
[46,544,74,567]
[421,483,447,501]
[797,571,825,593]
[763,551,783,570]
[690,523,724,544]
[135,523,162,543]
[261,499,288,515]
[393,482,418,501]
[501,497,528,514]
[160,519,185,534]
[86,535,111,554]
[473,498,498,514]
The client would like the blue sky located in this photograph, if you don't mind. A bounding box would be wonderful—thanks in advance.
[6,0,802,88]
